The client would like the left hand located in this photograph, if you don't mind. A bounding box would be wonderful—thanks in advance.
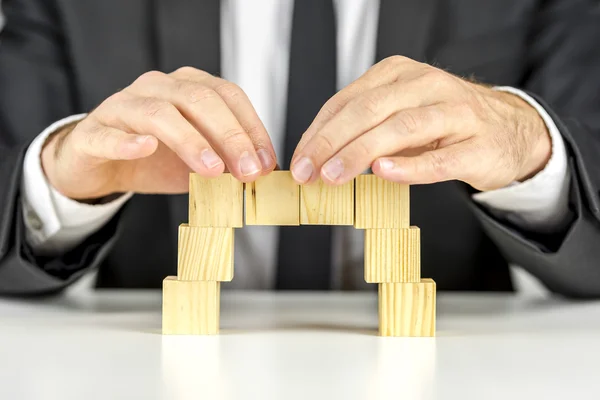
[290,56,551,191]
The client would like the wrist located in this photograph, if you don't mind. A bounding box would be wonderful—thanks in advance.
[493,90,552,182]
[515,100,552,182]
[41,123,74,196]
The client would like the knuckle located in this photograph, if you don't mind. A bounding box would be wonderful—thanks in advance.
[141,97,175,118]
[178,133,205,154]
[221,128,249,146]
[103,91,129,107]
[355,93,382,119]
[314,134,336,155]
[177,81,218,104]
[174,66,198,76]
[83,125,108,149]
[135,70,166,85]
[244,123,265,139]
[354,139,375,160]
[385,55,408,66]
[394,111,421,135]
[214,82,244,103]
[418,68,443,85]
[319,98,345,120]
[373,55,409,76]
[429,152,451,180]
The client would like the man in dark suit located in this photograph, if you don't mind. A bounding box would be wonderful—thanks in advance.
[0,0,599,296]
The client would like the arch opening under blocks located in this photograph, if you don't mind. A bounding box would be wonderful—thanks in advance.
[162,171,436,337]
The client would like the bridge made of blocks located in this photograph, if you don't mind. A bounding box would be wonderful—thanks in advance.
[162,171,436,337]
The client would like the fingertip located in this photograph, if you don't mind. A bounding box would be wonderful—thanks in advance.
[257,148,276,175]
[120,135,158,160]
[372,157,410,183]
[141,135,159,154]
[291,157,315,184]
[372,158,395,174]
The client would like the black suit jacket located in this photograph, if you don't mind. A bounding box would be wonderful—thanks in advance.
[1,0,599,296]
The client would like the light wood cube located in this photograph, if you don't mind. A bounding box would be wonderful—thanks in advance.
[162,276,220,335]
[189,173,243,227]
[364,227,420,283]
[355,175,409,229]
[177,224,234,281]
[300,179,354,225]
[245,171,300,226]
[378,279,436,337]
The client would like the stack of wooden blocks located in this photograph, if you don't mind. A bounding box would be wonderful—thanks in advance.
[162,171,435,337]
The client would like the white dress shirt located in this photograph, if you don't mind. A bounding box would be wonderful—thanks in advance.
[20,0,570,290]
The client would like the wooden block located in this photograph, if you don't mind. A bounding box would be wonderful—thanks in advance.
[300,179,354,225]
[354,175,409,229]
[162,276,220,335]
[245,171,300,226]
[378,279,436,337]
[189,173,243,227]
[177,224,234,281]
[364,227,420,283]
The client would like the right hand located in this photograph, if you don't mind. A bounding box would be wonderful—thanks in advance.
[42,67,276,200]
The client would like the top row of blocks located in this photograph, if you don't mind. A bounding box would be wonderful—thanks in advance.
[188,171,409,229]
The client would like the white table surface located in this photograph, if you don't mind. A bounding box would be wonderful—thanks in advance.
[1,288,599,400]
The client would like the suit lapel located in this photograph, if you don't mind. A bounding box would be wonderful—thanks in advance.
[375,0,437,63]
[154,0,221,75]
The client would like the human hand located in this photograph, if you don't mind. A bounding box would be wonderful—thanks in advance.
[42,67,276,200]
[290,56,551,191]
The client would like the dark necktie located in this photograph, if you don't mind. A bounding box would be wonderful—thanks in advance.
[276,0,337,290]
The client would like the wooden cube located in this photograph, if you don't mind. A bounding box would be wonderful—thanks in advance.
[355,175,409,229]
[378,279,436,337]
[364,227,420,283]
[245,171,300,226]
[177,224,234,281]
[300,179,354,225]
[162,276,220,335]
[189,173,243,227]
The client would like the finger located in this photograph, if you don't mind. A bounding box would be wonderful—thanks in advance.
[292,56,430,158]
[73,120,159,162]
[372,145,471,185]
[291,79,433,184]
[319,105,457,184]
[94,92,227,177]
[124,72,263,181]
[171,68,277,174]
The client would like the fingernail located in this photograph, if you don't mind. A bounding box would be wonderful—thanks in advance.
[257,149,274,170]
[239,151,261,176]
[135,135,151,144]
[291,157,314,183]
[322,158,344,182]
[378,158,395,170]
[201,149,223,169]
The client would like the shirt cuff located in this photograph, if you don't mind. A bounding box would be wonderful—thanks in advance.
[21,114,133,255]
[472,87,571,233]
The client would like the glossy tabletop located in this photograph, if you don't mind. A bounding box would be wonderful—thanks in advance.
[1,286,599,400]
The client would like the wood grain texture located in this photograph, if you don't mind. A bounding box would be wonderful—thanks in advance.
[378,278,436,337]
[300,179,354,225]
[245,171,300,226]
[354,175,409,229]
[189,173,243,227]
[364,227,420,283]
[162,276,220,335]
[177,224,234,281]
